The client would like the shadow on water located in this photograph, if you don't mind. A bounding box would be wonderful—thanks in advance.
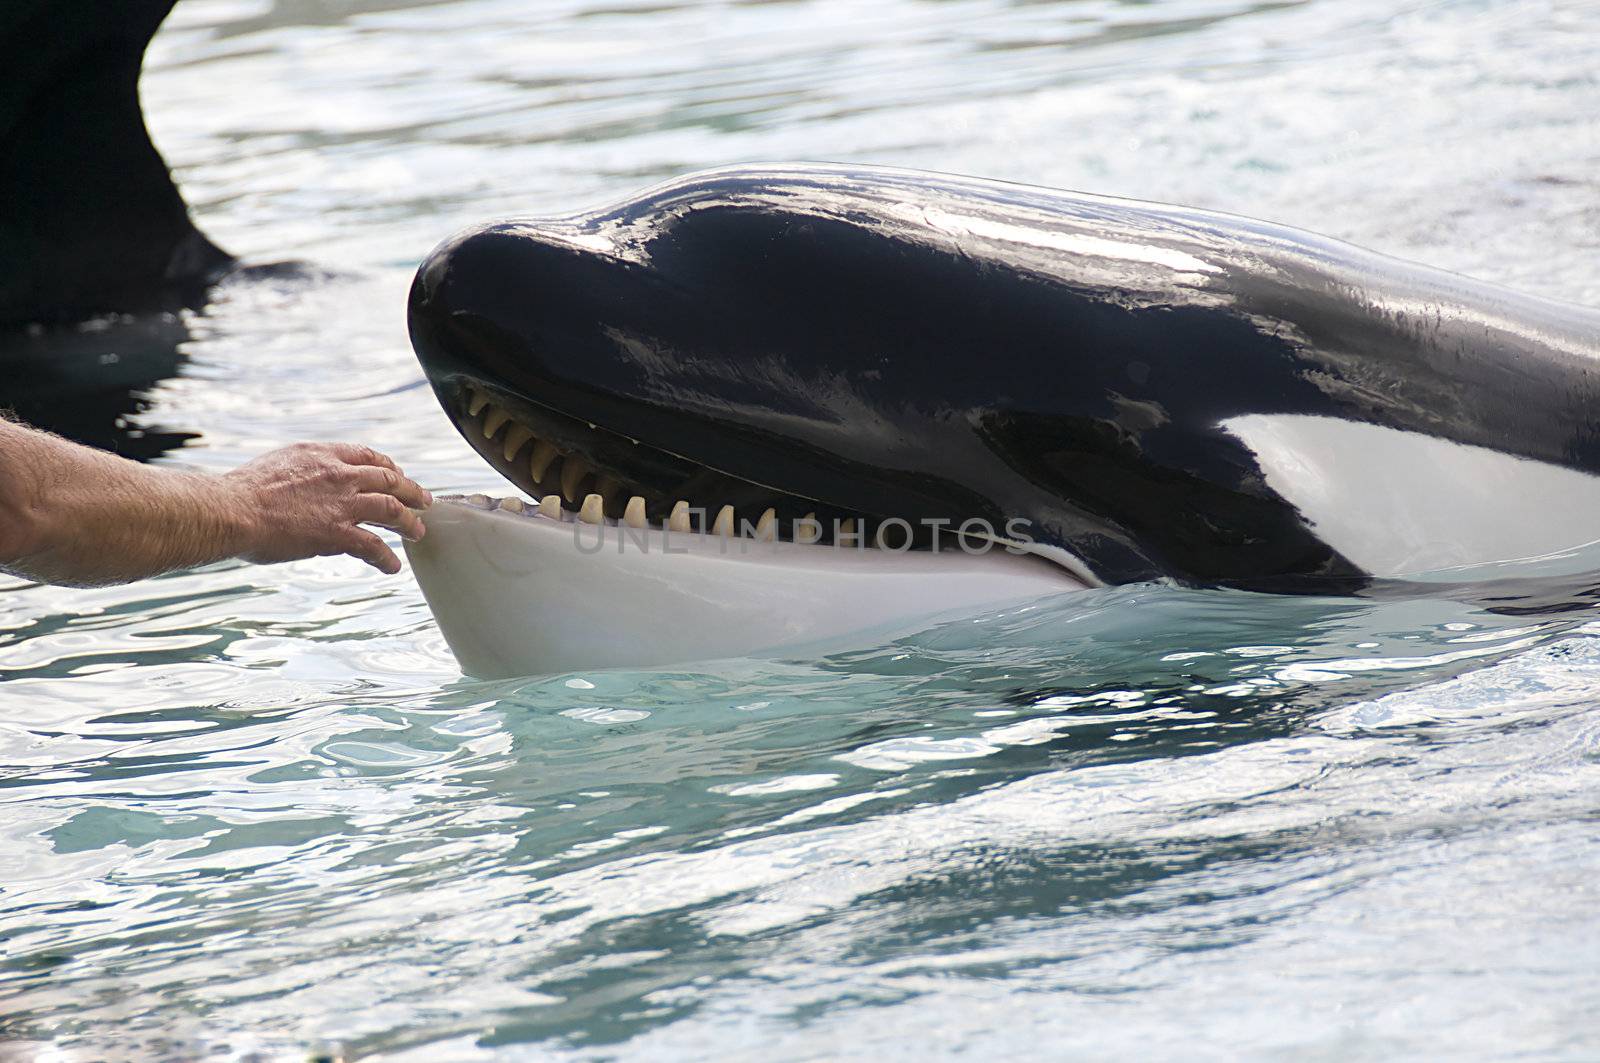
[0,263,332,459]
[0,315,198,459]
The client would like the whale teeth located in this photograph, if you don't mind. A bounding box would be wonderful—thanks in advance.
[483,406,512,438]
[561,456,593,502]
[452,391,907,553]
[454,411,896,551]
[502,424,535,461]
[529,440,560,483]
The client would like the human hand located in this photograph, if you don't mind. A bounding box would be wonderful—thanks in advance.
[223,442,432,574]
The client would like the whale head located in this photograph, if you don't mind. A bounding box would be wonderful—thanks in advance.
[407,164,1367,601]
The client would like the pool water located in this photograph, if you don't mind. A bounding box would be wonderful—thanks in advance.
[3,0,1599,1058]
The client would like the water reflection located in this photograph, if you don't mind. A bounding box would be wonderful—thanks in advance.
[0,316,196,459]
[1,570,1593,1056]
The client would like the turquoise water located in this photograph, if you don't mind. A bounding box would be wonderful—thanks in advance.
[4,0,1600,1058]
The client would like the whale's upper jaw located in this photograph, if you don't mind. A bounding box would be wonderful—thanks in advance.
[409,240,1000,551]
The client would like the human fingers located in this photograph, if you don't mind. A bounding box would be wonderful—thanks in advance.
[353,493,426,540]
[327,442,404,475]
[342,525,402,575]
[353,464,432,509]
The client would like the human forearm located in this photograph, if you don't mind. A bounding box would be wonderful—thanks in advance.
[0,420,239,584]
[0,420,429,586]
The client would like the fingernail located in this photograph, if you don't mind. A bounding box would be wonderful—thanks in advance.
[423,490,434,505]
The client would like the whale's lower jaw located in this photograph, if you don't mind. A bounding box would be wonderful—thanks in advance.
[405,497,1086,679]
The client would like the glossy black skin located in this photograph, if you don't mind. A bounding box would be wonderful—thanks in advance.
[408,165,1600,591]
[0,1,232,329]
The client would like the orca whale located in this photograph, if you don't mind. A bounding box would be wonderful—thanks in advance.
[404,164,1600,675]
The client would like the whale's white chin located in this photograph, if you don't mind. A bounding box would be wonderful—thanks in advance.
[405,497,1087,679]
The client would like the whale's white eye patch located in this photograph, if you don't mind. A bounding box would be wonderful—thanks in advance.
[1225,414,1600,580]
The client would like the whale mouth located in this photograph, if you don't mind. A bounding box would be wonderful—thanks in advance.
[452,379,960,550]
[409,376,1092,679]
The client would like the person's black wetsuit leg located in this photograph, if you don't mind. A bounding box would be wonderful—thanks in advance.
[0,0,232,330]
